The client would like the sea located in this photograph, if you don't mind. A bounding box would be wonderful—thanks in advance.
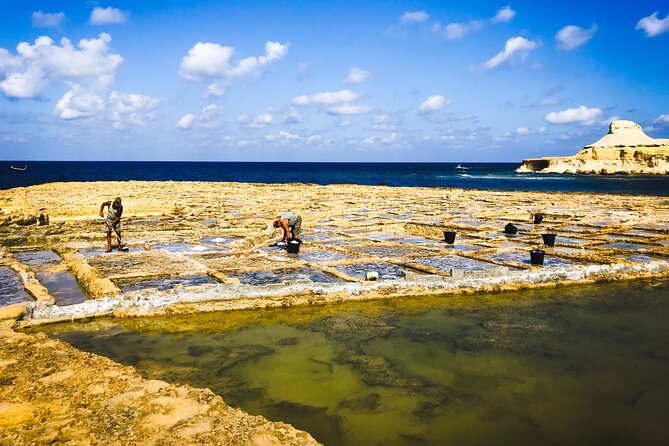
[1,161,668,195]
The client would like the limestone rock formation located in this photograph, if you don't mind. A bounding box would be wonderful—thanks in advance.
[517,120,669,174]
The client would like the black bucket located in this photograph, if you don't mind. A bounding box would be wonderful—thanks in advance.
[534,214,544,224]
[444,231,457,244]
[542,233,557,247]
[530,249,545,265]
[286,238,302,254]
[504,223,518,235]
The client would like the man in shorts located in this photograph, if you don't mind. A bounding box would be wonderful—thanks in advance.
[99,197,124,252]
[273,213,302,241]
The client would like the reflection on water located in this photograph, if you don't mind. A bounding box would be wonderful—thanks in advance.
[35,280,669,445]
[0,267,32,305]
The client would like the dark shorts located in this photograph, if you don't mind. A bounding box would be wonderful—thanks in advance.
[105,220,121,236]
[290,216,302,237]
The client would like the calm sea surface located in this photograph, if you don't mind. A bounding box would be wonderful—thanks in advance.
[2,161,668,194]
[35,280,669,446]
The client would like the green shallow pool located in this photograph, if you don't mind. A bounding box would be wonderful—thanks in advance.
[34,280,669,446]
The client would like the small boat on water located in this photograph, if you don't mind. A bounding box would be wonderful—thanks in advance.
[455,164,469,170]
[10,165,27,171]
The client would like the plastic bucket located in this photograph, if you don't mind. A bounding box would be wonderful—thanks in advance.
[504,223,518,235]
[534,214,544,224]
[286,238,302,254]
[530,249,545,265]
[542,233,556,247]
[444,231,456,244]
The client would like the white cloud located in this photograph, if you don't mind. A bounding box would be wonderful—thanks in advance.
[239,113,273,128]
[400,10,429,25]
[306,135,321,144]
[372,115,401,130]
[180,41,289,82]
[205,83,225,98]
[54,86,104,119]
[266,130,300,142]
[483,36,538,69]
[279,130,299,140]
[545,105,603,125]
[293,89,358,106]
[53,86,159,127]
[176,114,195,129]
[32,11,65,28]
[108,91,160,128]
[0,33,123,99]
[636,12,669,37]
[382,132,399,144]
[201,104,220,122]
[654,114,669,124]
[418,95,449,115]
[344,66,369,84]
[293,89,369,115]
[283,107,301,123]
[515,127,529,135]
[326,104,371,115]
[435,20,484,40]
[433,6,514,40]
[556,24,597,50]
[90,7,128,25]
[492,6,516,23]
[539,97,559,106]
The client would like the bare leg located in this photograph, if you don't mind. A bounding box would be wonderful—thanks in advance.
[106,232,112,252]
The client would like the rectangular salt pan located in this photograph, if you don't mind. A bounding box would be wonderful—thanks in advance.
[298,250,350,262]
[412,256,496,272]
[334,262,411,280]
[115,275,215,292]
[0,267,33,305]
[600,243,652,251]
[346,245,422,258]
[230,268,341,285]
[486,251,574,267]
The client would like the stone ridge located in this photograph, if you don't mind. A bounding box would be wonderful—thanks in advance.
[517,120,669,174]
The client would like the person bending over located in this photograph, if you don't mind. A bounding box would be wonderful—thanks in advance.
[100,197,124,252]
[273,213,302,242]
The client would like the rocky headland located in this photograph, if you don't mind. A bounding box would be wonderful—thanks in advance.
[517,120,669,174]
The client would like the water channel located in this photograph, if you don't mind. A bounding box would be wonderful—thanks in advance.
[33,280,669,445]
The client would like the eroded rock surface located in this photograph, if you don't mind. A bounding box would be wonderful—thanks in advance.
[0,326,320,445]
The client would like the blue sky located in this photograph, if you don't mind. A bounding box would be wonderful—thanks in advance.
[0,0,668,161]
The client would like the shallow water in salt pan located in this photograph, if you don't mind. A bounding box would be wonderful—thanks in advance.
[0,267,32,305]
[13,251,89,306]
[39,280,669,446]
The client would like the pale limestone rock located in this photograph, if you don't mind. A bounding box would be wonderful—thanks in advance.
[518,120,669,174]
[0,303,26,321]
[365,271,379,281]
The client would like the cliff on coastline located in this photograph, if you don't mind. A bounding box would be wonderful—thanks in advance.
[517,120,669,175]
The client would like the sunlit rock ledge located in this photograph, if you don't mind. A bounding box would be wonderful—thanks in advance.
[517,120,669,175]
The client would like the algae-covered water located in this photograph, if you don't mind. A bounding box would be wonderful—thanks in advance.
[36,280,669,445]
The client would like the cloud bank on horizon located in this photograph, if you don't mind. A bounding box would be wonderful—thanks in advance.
[0,0,667,161]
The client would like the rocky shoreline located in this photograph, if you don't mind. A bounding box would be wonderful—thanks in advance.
[1,180,669,444]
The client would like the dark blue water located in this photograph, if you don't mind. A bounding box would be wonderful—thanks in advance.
[1,161,667,195]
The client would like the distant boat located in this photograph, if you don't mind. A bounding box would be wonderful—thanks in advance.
[10,165,27,171]
[455,164,469,170]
